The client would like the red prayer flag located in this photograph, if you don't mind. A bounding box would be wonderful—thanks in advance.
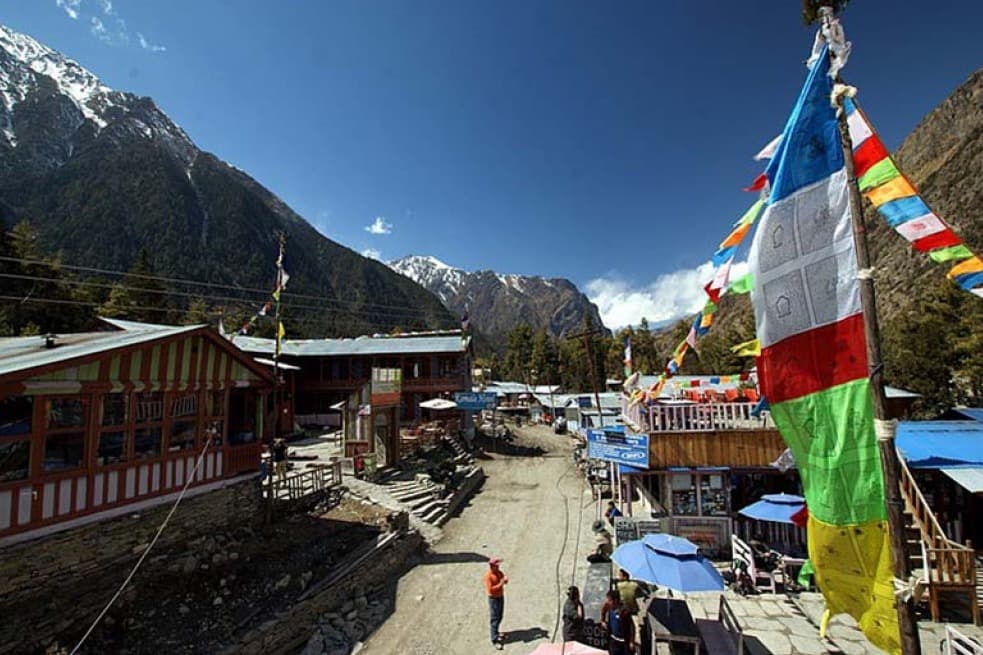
[744,172,767,192]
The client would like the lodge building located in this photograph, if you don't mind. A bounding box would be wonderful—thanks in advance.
[0,319,273,542]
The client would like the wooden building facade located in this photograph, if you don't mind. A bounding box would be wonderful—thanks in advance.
[0,323,272,541]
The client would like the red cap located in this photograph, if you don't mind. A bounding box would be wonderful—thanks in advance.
[489,556,502,566]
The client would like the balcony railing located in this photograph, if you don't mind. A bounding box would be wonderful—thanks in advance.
[622,397,775,433]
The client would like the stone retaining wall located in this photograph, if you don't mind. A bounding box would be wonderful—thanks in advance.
[0,476,263,654]
[226,529,425,655]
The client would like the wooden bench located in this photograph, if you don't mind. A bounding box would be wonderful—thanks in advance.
[695,596,744,655]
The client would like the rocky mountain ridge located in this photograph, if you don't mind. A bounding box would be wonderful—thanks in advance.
[389,254,607,348]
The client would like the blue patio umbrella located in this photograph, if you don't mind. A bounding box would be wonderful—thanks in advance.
[611,533,724,593]
[737,493,805,524]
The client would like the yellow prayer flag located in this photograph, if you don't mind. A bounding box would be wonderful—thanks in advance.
[864,176,916,208]
[730,338,760,357]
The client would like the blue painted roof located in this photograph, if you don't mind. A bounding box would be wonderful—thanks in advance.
[896,421,983,468]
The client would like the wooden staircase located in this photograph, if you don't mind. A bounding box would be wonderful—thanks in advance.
[897,450,980,624]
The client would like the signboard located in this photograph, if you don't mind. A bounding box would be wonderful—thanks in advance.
[581,561,610,649]
[454,391,497,411]
[669,517,731,558]
[586,429,649,468]
[577,396,593,408]
[344,441,371,458]
[614,517,665,544]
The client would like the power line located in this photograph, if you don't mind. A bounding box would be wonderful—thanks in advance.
[0,255,453,316]
[0,272,459,326]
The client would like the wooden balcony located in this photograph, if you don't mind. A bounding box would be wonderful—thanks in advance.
[400,375,467,392]
[622,398,775,433]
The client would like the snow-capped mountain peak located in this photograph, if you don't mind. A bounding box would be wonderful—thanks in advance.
[0,24,115,129]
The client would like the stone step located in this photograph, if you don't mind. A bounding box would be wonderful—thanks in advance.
[387,480,427,491]
[418,504,447,524]
[389,487,434,503]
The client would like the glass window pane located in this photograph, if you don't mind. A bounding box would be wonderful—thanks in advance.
[44,431,85,471]
[0,396,32,436]
[134,393,163,424]
[134,427,162,459]
[46,398,85,429]
[0,440,30,482]
[101,394,128,427]
[97,431,127,465]
[170,393,198,418]
[169,420,197,452]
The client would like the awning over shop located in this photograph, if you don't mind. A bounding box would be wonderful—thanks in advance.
[896,420,983,468]
[939,467,983,494]
[618,463,647,475]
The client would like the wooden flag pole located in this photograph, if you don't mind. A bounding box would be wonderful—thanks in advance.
[823,8,922,654]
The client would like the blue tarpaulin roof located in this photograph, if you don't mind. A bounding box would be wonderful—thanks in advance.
[896,420,983,468]
[948,408,983,422]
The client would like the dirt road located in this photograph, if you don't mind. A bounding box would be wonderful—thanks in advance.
[359,424,600,655]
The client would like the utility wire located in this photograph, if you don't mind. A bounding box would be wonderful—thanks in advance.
[69,435,215,655]
[0,271,458,325]
[0,255,452,315]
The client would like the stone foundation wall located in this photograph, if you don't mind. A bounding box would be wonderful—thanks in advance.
[0,476,264,654]
[226,529,425,655]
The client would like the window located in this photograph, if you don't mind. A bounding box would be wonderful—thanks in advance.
[0,396,32,481]
[0,396,32,436]
[134,427,162,459]
[43,397,87,472]
[47,398,85,429]
[169,421,197,452]
[699,474,729,516]
[97,431,127,465]
[101,393,128,427]
[97,393,129,466]
[671,473,698,516]
[44,431,85,471]
[134,392,163,424]
[0,440,30,482]
[170,393,198,419]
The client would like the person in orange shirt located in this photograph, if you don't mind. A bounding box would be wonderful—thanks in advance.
[484,556,508,649]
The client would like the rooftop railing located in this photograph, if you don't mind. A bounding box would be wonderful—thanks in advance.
[621,397,775,433]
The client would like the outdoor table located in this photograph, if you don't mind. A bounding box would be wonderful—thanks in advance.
[780,556,811,591]
[647,597,702,655]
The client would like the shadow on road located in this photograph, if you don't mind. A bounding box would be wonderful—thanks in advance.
[501,627,550,645]
[421,551,490,565]
[743,634,775,655]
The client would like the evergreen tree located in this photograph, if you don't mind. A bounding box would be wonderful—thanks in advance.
[502,323,534,381]
[183,297,209,325]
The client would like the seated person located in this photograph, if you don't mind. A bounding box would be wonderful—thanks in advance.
[605,501,623,526]
[587,520,612,563]
[749,533,780,571]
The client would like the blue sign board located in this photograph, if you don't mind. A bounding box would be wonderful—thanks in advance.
[454,391,498,411]
[586,428,649,468]
[577,396,593,408]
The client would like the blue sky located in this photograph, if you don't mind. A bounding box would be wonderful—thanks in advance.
[2,1,981,328]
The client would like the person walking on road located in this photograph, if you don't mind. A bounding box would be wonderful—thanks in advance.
[562,585,585,642]
[484,556,508,649]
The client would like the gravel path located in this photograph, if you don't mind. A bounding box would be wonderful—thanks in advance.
[358,424,599,655]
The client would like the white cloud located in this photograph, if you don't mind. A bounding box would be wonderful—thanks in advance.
[53,1,165,52]
[90,16,110,42]
[361,248,382,260]
[137,32,166,53]
[55,0,81,20]
[364,216,393,235]
[586,260,749,330]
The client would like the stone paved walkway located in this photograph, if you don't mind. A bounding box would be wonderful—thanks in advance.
[667,590,983,655]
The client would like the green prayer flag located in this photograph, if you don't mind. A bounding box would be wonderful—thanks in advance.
[728,273,754,295]
[928,244,973,263]
[857,158,901,192]
[735,198,765,227]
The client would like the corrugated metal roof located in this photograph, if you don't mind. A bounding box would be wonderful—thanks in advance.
[949,408,983,422]
[0,325,200,378]
[99,317,196,332]
[231,333,468,357]
[939,467,983,493]
[896,420,983,468]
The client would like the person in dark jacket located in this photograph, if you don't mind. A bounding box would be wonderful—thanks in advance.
[562,585,585,642]
[601,589,635,655]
